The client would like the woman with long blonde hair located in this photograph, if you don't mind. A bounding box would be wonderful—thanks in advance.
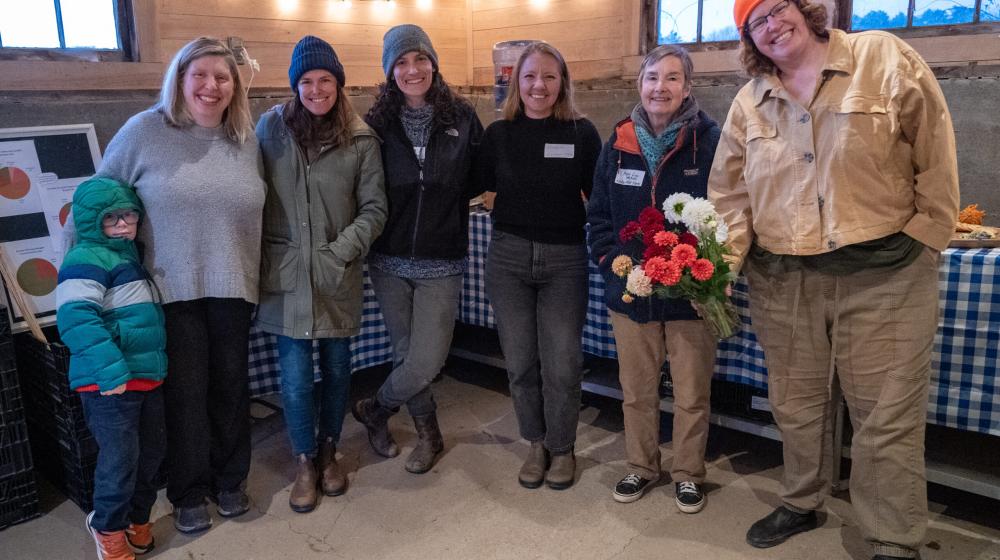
[97,36,266,534]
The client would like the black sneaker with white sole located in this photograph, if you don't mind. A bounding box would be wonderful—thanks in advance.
[675,481,705,513]
[613,473,653,503]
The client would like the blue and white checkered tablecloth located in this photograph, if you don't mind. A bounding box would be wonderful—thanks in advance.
[930,248,1000,435]
[248,212,1000,436]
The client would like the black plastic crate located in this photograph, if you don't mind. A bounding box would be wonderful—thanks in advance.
[710,379,774,424]
[0,470,40,530]
[0,419,33,480]
[14,330,97,512]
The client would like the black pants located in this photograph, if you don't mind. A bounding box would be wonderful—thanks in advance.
[163,297,253,508]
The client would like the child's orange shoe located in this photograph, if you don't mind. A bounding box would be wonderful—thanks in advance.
[126,522,155,554]
[86,511,136,560]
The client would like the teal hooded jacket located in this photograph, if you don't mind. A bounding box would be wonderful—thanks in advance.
[56,177,167,391]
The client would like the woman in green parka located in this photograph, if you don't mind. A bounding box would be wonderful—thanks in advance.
[255,36,387,513]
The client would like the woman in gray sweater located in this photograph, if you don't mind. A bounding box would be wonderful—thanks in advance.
[97,37,266,534]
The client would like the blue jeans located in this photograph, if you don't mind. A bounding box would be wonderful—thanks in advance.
[369,268,462,417]
[485,231,588,453]
[277,336,352,457]
[81,387,166,532]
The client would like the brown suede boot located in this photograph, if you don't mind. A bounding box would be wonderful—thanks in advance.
[518,441,550,489]
[317,439,347,496]
[545,451,576,490]
[289,454,318,513]
[351,397,399,457]
[404,412,444,474]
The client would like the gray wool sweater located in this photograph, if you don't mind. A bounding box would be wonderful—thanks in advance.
[98,109,266,304]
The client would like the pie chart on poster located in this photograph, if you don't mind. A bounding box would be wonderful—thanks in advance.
[0,167,31,200]
[16,258,58,297]
[59,203,72,226]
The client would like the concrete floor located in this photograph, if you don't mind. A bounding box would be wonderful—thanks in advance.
[4,361,1000,560]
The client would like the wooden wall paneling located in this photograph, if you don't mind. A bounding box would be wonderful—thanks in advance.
[472,0,618,30]
[622,0,642,57]
[161,0,467,29]
[0,61,165,90]
[159,14,467,49]
[134,0,163,62]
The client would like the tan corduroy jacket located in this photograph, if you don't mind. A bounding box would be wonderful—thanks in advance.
[708,29,959,272]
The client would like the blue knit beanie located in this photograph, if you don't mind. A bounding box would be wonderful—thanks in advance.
[288,35,345,91]
[381,24,439,79]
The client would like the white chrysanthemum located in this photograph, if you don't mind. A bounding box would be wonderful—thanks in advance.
[662,192,694,224]
[714,219,729,243]
[680,198,718,235]
[625,266,653,297]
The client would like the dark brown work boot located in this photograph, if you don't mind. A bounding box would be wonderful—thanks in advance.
[289,454,318,513]
[545,451,576,490]
[351,397,399,457]
[317,439,347,496]
[518,441,549,489]
[405,412,444,474]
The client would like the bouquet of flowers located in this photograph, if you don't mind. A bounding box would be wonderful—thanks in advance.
[611,193,740,340]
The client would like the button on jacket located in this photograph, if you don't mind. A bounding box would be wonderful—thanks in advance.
[708,29,959,271]
[255,107,387,339]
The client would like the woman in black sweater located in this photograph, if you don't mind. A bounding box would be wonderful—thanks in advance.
[479,42,601,490]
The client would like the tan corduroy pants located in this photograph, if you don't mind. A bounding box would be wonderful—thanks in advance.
[745,246,940,559]
[609,312,717,483]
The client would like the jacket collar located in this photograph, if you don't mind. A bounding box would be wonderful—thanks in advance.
[751,28,853,107]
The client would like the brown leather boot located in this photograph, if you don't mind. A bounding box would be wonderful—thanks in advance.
[404,412,444,474]
[289,454,318,513]
[351,397,399,457]
[518,441,550,489]
[545,451,576,490]
[317,439,347,496]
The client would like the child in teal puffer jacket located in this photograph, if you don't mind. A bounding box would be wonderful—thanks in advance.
[56,176,166,560]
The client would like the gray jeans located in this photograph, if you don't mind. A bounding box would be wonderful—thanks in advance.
[485,230,588,454]
[370,268,462,417]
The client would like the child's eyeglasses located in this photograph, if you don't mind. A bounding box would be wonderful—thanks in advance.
[102,210,140,227]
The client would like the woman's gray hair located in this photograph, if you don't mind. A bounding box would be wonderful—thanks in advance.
[156,36,253,144]
[637,44,694,89]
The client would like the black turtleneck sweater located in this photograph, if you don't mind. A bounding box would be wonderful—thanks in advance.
[479,115,602,245]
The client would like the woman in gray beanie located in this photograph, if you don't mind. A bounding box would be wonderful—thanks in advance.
[353,24,483,474]
[256,35,387,512]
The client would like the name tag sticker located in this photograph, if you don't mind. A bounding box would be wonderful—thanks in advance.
[684,168,699,177]
[544,143,575,158]
[615,169,645,187]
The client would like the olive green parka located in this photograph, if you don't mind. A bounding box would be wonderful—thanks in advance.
[255,106,387,338]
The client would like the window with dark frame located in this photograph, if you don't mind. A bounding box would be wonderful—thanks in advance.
[0,0,137,62]
[651,0,1000,49]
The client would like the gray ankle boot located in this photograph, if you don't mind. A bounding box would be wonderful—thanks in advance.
[351,397,399,457]
[545,451,576,490]
[405,412,444,474]
[518,441,550,489]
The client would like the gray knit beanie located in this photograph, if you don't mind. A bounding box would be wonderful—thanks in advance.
[288,35,345,90]
[381,24,439,78]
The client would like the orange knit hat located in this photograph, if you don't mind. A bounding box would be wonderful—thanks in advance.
[733,0,768,31]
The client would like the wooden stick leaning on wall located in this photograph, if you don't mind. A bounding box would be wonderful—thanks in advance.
[0,246,48,344]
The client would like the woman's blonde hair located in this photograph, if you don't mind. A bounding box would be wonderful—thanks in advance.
[157,37,253,144]
[501,42,581,121]
[738,0,829,78]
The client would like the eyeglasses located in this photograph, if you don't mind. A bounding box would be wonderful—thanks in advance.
[101,210,140,227]
[746,0,792,35]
